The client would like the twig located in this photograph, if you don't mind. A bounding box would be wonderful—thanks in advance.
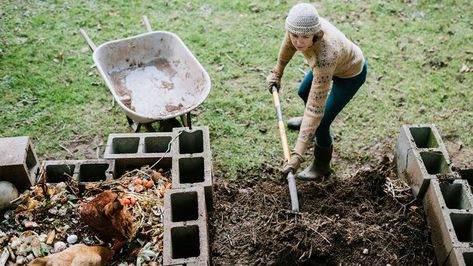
[135,201,146,229]
[225,234,234,247]
[307,226,331,245]
[149,131,183,170]
[94,141,100,159]
[225,53,237,64]
[59,144,73,156]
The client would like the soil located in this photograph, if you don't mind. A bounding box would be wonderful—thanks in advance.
[209,155,437,265]
[445,140,473,171]
[58,135,104,160]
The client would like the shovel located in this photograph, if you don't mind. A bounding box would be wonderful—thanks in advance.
[271,86,300,212]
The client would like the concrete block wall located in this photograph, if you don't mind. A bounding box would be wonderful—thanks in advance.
[396,124,454,198]
[103,127,213,265]
[396,124,473,265]
[423,179,473,264]
[0,136,116,189]
[0,136,40,190]
[38,159,115,184]
[104,132,174,175]
[171,127,213,210]
[163,186,209,266]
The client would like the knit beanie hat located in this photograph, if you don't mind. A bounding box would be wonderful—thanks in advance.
[285,3,321,35]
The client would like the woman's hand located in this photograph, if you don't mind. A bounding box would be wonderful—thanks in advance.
[282,152,304,174]
[266,70,282,93]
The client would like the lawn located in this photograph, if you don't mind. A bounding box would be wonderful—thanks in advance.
[1,0,472,179]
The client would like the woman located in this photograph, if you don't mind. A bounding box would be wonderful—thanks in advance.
[267,3,367,180]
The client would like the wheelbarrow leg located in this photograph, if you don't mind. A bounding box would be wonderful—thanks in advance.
[126,116,179,132]
[158,118,181,132]
[144,123,156,132]
[180,113,192,129]
[126,116,142,133]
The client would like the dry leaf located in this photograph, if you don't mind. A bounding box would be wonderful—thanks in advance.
[46,230,55,244]
[53,51,64,63]
[85,183,98,190]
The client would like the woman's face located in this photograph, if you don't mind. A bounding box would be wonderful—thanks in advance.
[289,32,315,52]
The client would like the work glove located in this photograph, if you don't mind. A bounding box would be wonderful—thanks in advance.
[282,152,304,174]
[266,70,282,93]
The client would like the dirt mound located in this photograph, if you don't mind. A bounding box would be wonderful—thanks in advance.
[209,156,436,265]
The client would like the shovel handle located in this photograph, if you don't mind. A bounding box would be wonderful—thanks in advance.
[271,86,299,212]
[272,86,291,161]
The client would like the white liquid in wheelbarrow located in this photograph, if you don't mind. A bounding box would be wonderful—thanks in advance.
[110,58,196,118]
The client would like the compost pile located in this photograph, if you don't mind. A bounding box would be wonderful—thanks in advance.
[209,155,436,265]
[0,167,171,265]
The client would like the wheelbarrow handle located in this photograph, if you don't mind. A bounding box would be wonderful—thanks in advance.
[79,28,97,51]
[142,15,153,32]
[81,15,152,53]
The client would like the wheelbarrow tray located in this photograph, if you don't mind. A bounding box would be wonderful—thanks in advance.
[93,31,211,123]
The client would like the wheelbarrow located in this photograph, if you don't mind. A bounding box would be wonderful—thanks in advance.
[80,16,211,132]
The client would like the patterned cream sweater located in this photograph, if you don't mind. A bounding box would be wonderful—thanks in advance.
[274,17,364,157]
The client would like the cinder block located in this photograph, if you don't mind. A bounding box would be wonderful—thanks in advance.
[408,125,441,149]
[439,179,473,210]
[423,179,453,265]
[76,160,115,183]
[172,155,213,209]
[164,186,207,224]
[405,149,454,198]
[0,136,39,190]
[104,133,174,175]
[39,160,78,183]
[396,125,440,177]
[396,124,453,198]
[403,148,425,197]
[163,224,209,266]
[38,159,114,184]
[446,246,473,266]
[423,179,473,265]
[172,127,210,155]
[163,187,209,266]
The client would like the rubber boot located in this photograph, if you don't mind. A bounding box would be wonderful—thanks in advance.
[287,117,303,130]
[297,144,333,180]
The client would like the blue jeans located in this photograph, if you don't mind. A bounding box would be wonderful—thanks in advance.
[297,62,368,147]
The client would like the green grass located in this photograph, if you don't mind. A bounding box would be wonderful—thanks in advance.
[1,0,472,179]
